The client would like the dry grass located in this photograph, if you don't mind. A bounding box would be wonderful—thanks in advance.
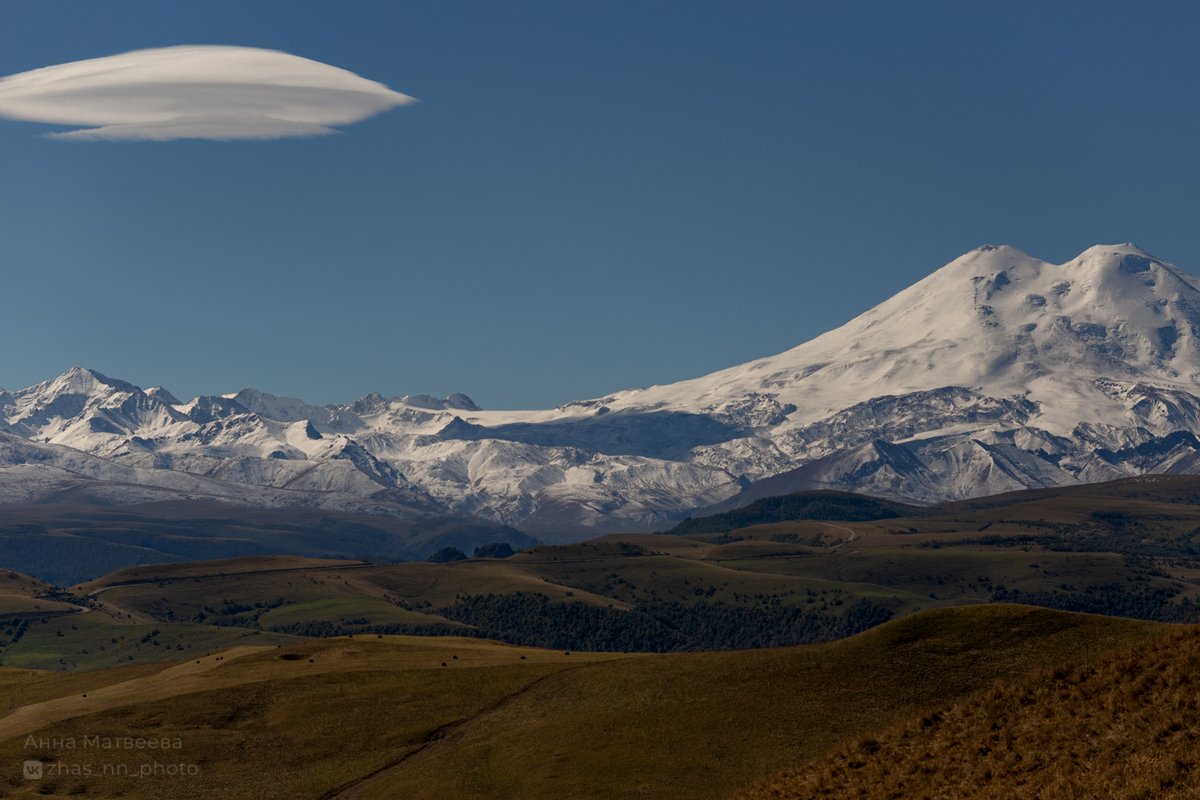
[0,570,75,616]
[0,606,1165,799]
[738,625,1200,799]
[0,635,616,799]
[358,606,1159,800]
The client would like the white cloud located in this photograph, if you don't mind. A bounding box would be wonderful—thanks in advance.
[0,45,415,141]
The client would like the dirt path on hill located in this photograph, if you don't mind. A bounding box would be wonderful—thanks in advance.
[320,662,601,800]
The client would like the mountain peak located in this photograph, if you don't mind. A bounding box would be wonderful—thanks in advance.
[46,367,139,395]
[904,242,1184,300]
[60,366,110,383]
[969,243,1032,258]
[916,244,1045,288]
[622,241,1200,437]
[940,243,1160,280]
[397,393,481,412]
[351,392,389,414]
[231,388,331,422]
[145,386,182,406]
[1074,242,1154,260]
[1065,243,1159,272]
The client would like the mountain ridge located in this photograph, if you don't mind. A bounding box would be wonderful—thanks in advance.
[10,243,1200,536]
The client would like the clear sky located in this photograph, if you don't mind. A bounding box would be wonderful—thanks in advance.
[2,1,1198,407]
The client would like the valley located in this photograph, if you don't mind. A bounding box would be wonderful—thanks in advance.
[0,477,1189,671]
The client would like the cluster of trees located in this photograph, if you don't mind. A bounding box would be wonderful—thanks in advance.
[0,618,29,649]
[923,517,1200,560]
[991,583,1199,623]
[194,597,290,627]
[433,592,893,652]
[769,532,830,546]
[473,543,515,559]
[427,542,516,562]
[428,547,467,563]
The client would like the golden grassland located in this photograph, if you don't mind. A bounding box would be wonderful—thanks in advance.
[0,605,1161,799]
[1,635,612,799]
[738,623,1200,799]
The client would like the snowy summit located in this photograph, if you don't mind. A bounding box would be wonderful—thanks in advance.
[6,244,1200,537]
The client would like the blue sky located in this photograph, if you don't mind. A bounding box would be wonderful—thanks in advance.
[2,1,1198,407]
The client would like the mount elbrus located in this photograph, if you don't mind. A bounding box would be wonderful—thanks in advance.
[5,243,1200,539]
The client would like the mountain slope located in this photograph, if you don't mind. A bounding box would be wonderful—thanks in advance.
[9,244,1200,535]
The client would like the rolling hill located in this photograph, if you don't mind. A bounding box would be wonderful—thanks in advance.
[0,605,1161,799]
[738,617,1200,799]
[0,476,1179,667]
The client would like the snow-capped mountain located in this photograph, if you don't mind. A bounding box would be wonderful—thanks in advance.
[9,243,1200,538]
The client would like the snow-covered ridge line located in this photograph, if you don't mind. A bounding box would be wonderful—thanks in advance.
[8,242,1200,538]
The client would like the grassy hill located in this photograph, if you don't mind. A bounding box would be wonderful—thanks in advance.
[9,477,1200,660]
[0,569,77,617]
[0,613,299,671]
[738,615,1200,799]
[656,476,1200,627]
[70,546,904,653]
[0,605,1161,799]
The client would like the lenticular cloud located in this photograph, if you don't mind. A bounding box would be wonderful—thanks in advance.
[0,45,415,141]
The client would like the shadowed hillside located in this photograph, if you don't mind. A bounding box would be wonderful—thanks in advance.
[666,490,917,535]
[0,500,533,584]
